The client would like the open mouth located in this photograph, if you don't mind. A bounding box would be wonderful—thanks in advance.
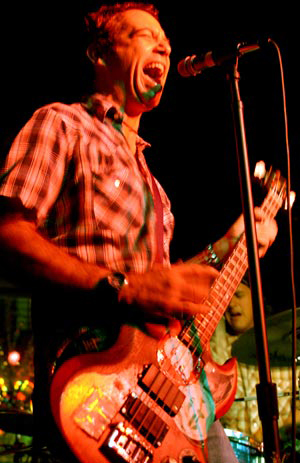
[143,62,165,84]
[228,310,242,318]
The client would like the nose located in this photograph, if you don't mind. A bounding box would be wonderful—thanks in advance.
[228,296,238,311]
[155,38,171,57]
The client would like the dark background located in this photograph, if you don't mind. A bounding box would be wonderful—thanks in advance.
[1,1,299,315]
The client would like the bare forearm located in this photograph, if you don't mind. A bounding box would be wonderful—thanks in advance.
[0,218,221,334]
[186,236,236,266]
[0,219,108,289]
[187,207,278,266]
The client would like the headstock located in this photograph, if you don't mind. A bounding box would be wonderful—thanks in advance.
[253,161,295,210]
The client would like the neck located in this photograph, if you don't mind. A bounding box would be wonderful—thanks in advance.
[122,114,141,154]
[93,79,143,152]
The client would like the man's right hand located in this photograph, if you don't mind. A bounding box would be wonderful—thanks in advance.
[119,263,218,322]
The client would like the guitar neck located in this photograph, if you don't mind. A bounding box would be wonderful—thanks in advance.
[180,185,284,350]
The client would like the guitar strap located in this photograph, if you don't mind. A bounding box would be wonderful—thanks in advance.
[150,174,164,264]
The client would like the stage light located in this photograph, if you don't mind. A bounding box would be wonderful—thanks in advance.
[7,350,21,366]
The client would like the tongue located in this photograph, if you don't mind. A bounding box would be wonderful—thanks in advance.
[144,67,161,79]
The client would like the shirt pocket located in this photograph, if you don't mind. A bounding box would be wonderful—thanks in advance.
[92,166,144,234]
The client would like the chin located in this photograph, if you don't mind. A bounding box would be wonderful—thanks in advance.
[144,99,161,111]
[139,81,164,104]
[144,91,164,110]
[230,322,245,336]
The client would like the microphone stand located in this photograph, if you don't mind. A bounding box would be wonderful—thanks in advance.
[227,57,282,463]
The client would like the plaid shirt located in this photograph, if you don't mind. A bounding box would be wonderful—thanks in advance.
[0,95,174,273]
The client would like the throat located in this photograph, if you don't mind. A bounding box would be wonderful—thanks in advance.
[125,131,138,155]
[122,118,140,154]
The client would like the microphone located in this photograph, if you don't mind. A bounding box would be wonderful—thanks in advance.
[177,42,261,77]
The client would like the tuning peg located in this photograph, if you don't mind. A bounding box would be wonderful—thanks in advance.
[284,191,296,210]
[254,160,266,179]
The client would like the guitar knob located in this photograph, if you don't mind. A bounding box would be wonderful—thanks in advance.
[161,458,177,463]
[180,457,201,463]
[179,449,202,463]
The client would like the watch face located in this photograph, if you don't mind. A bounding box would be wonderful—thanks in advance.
[107,272,126,291]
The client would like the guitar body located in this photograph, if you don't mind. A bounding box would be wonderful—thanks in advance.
[50,324,237,463]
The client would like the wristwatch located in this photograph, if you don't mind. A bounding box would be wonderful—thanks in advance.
[106,272,128,291]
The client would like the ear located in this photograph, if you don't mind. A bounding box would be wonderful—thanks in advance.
[86,43,102,64]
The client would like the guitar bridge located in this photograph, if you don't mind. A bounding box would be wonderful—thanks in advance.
[101,422,153,463]
[121,393,169,447]
[138,364,185,416]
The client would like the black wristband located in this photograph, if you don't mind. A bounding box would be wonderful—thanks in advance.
[106,272,128,292]
[93,277,119,305]
[93,272,128,306]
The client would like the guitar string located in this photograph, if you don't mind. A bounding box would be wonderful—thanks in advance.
[153,237,253,440]
[196,187,280,358]
[130,366,180,446]
[180,236,249,358]
[109,174,285,449]
[125,183,283,450]
[179,185,279,438]
[134,187,282,446]
[164,240,252,442]
[193,186,281,355]
[125,324,213,443]
[123,330,198,443]
[119,361,172,448]
[163,191,277,443]
[173,186,281,388]
[164,186,282,437]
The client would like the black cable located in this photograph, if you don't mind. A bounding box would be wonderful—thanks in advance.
[268,38,298,463]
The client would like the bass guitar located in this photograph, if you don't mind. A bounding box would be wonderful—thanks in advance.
[50,164,286,463]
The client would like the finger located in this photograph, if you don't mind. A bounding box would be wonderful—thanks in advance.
[253,207,264,221]
[177,302,211,317]
[268,219,278,242]
[256,219,278,255]
[177,263,219,281]
[258,246,267,257]
[182,265,218,301]
[163,298,211,317]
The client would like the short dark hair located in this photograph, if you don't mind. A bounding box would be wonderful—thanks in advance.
[85,3,159,61]
[241,271,250,288]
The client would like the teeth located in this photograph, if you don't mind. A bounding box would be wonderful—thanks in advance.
[144,62,165,76]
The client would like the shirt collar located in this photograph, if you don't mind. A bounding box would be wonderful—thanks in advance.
[82,93,124,125]
[82,93,151,151]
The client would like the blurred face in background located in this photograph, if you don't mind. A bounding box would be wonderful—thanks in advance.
[225,282,254,335]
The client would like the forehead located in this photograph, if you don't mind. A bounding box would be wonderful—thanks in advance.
[239,282,250,292]
[116,9,166,36]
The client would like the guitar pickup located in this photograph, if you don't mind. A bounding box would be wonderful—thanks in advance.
[100,422,153,463]
[138,364,185,416]
[121,394,169,447]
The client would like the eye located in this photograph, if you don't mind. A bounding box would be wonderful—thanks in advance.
[235,291,243,299]
[133,29,154,39]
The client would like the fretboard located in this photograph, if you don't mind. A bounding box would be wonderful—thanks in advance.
[180,185,285,352]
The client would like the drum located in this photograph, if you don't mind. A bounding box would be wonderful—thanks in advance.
[225,429,265,463]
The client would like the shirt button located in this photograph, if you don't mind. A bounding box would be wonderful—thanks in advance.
[114,179,120,188]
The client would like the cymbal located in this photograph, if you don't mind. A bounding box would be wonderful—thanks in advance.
[231,308,300,366]
[234,391,300,401]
